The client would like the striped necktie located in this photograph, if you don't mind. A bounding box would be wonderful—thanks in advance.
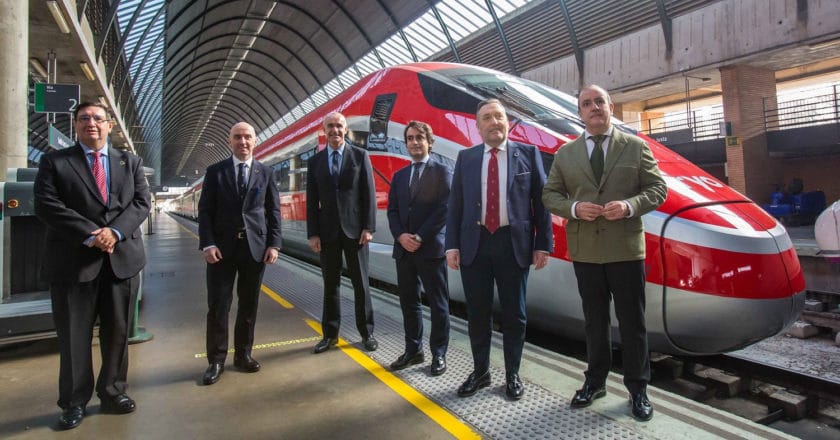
[91,151,108,203]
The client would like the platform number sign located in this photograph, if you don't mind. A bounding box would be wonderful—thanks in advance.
[34,83,80,113]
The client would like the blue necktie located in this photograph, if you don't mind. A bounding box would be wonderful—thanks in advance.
[331,150,340,187]
[237,163,247,197]
[409,162,422,198]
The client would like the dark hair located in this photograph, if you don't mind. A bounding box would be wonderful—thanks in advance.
[476,98,503,115]
[74,102,110,121]
[403,120,435,151]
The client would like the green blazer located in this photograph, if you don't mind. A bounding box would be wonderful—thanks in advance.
[542,128,667,263]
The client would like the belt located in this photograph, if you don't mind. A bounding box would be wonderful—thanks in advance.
[236,229,246,239]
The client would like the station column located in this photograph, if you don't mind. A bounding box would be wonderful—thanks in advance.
[0,0,28,179]
[720,65,782,203]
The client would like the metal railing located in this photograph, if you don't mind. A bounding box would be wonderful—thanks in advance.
[627,84,840,143]
[764,85,840,131]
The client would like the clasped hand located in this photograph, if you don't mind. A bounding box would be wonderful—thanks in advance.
[89,227,118,253]
[575,201,629,221]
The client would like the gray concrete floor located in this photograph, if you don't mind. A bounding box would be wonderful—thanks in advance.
[0,214,452,439]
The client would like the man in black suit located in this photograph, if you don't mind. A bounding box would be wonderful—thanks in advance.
[34,102,151,430]
[386,121,451,376]
[446,99,553,400]
[307,112,378,353]
[198,122,282,385]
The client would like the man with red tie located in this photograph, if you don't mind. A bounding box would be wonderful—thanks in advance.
[445,99,552,400]
[35,102,151,430]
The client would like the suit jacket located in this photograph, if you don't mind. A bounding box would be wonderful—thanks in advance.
[542,128,667,263]
[445,141,553,269]
[198,157,282,262]
[387,158,451,259]
[306,143,376,241]
[34,144,151,283]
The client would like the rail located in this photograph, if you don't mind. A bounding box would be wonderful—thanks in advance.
[627,84,840,143]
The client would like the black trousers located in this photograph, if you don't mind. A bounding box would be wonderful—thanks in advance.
[205,238,265,363]
[573,260,650,394]
[395,254,450,358]
[319,232,374,339]
[460,227,529,375]
[51,259,138,409]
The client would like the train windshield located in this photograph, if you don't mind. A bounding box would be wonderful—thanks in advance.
[425,67,637,138]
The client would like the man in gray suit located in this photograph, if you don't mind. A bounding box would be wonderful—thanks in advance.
[307,112,378,353]
[542,85,666,421]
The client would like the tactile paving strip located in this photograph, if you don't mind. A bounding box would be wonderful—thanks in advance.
[261,257,650,440]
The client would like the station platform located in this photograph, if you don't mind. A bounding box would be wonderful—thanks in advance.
[0,213,797,439]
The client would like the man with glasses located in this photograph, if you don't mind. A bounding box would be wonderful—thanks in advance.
[34,102,151,430]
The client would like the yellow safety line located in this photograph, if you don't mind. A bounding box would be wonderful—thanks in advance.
[194,336,321,358]
[304,319,481,440]
[261,285,294,309]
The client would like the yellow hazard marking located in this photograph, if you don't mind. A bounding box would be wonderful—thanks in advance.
[304,319,480,440]
[194,336,321,358]
[261,285,294,309]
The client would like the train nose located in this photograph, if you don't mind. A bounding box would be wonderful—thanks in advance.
[654,202,806,354]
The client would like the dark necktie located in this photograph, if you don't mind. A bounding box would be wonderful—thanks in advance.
[485,148,500,234]
[331,150,340,187]
[409,162,422,199]
[589,134,606,182]
[237,162,247,196]
[91,151,108,203]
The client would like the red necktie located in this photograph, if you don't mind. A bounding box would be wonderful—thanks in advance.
[485,148,499,234]
[91,151,108,203]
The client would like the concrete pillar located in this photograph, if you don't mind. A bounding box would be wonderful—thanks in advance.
[720,65,782,203]
[0,0,29,179]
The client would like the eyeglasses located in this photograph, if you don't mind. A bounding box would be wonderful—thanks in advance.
[77,115,110,124]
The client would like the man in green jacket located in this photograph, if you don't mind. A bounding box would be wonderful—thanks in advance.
[542,85,667,421]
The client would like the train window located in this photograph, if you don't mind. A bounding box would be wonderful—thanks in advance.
[293,148,316,192]
[540,151,554,175]
[368,94,397,149]
[431,152,455,170]
[274,160,291,192]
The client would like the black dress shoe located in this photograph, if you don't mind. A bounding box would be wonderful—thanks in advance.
[234,355,261,372]
[313,337,337,354]
[505,373,525,400]
[362,336,378,351]
[570,383,606,408]
[57,406,85,430]
[630,392,654,421]
[203,362,224,385]
[390,352,424,371]
[457,370,491,397]
[100,394,136,414]
[430,355,447,376]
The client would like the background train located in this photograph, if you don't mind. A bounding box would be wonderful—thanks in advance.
[171,62,806,355]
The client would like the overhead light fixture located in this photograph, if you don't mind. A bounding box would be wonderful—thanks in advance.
[79,61,96,81]
[46,1,71,34]
[29,58,48,78]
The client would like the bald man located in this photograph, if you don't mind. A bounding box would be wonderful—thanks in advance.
[198,122,282,385]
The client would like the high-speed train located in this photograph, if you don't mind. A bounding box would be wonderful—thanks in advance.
[172,62,805,355]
